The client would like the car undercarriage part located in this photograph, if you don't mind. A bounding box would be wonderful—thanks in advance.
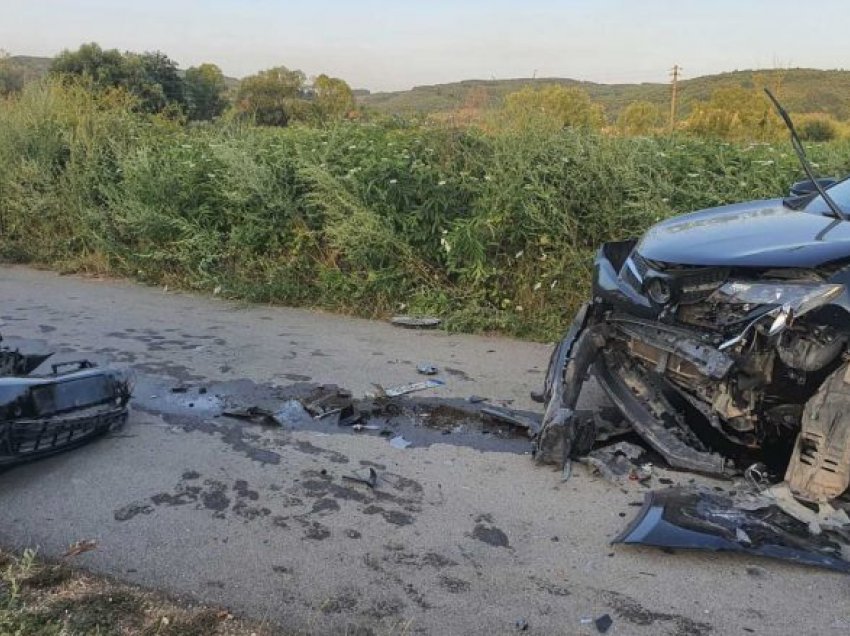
[0,337,133,466]
[615,486,850,573]
[785,363,850,502]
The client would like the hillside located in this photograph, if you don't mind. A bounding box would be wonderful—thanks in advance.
[360,68,850,120]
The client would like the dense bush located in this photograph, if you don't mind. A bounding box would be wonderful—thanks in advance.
[3,80,850,340]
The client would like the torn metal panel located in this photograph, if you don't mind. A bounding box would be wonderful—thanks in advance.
[614,487,850,573]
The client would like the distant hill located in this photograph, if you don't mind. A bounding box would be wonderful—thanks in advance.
[8,55,241,90]
[360,68,850,121]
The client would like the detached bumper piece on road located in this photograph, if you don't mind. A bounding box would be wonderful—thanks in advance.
[0,339,133,466]
[615,487,850,573]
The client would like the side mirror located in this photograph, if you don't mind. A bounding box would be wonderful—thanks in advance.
[789,177,838,198]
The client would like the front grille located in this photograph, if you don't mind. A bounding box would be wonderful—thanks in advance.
[0,407,127,463]
[677,268,730,304]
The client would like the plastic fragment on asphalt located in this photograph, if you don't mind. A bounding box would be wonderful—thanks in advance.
[372,379,445,398]
[417,363,439,375]
[595,613,613,633]
[389,435,412,449]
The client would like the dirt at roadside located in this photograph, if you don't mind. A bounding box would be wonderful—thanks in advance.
[0,549,280,636]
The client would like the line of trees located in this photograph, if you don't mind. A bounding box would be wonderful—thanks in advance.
[495,83,845,141]
[5,42,356,125]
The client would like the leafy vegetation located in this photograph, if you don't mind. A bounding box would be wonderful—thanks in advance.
[3,76,850,340]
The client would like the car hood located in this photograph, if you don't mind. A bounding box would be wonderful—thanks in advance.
[637,199,850,268]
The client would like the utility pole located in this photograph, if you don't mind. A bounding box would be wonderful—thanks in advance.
[669,64,681,133]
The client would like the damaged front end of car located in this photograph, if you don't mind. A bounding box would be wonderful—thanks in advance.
[539,236,850,496]
[0,336,133,466]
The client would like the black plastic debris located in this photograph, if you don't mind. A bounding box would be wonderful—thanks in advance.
[514,617,529,631]
[222,406,282,427]
[343,467,378,489]
[615,487,850,573]
[481,405,538,433]
[595,613,613,633]
[390,316,441,329]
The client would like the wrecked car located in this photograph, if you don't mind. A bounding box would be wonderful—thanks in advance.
[0,334,133,466]
[537,91,850,508]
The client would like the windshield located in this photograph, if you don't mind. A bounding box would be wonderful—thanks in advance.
[803,177,850,215]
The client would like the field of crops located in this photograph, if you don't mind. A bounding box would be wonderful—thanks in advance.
[3,81,850,340]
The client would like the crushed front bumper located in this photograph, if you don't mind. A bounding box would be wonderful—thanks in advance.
[0,362,133,466]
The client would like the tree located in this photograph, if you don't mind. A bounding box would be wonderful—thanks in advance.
[0,51,24,96]
[184,63,228,120]
[235,66,306,126]
[504,85,604,129]
[685,86,784,141]
[50,43,186,114]
[313,74,354,121]
[617,101,662,136]
[51,42,129,87]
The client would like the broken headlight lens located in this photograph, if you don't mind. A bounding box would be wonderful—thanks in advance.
[712,281,845,318]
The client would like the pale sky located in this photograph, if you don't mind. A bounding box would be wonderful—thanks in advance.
[3,0,848,92]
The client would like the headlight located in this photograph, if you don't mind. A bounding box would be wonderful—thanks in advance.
[646,277,673,305]
[711,281,844,318]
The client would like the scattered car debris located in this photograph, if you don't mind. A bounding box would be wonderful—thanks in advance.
[343,467,379,489]
[63,539,97,558]
[467,395,486,404]
[371,379,444,398]
[480,405,538,433]
[0,335,134,466]
[514,617,529,631]
[594,613,613,634]
[390,316,442,329]
[222,406,282,427]
[580,441,647,483]
[389,435,412,449]
[416,363,439,376]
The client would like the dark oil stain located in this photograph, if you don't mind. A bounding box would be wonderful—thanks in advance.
[530,576,571,597]
[294,441,349,464]
[300,520,331,540]
[345,529,362,539]
[444,367,472,381]
[439,575,471,593]
[362,505,414,526]
[113,502,154,522]
[312,498,341,514]
[233,479,259,501]
[38,325,56,333]
[283,373,312,382]
[472,523,509,548]
[422,552,458,568]
[602,590,713,636]
[272,516,289,529]
[182,470,201,480]
[310,350,330,357]
[201,490,230,512]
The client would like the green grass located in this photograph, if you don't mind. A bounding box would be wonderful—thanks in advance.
[3,79,850,341]
[0,548,275,635]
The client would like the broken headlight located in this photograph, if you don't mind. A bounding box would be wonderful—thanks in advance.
[712,281,844,318]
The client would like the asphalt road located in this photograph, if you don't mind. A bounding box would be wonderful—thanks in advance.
[0,266,848,635]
